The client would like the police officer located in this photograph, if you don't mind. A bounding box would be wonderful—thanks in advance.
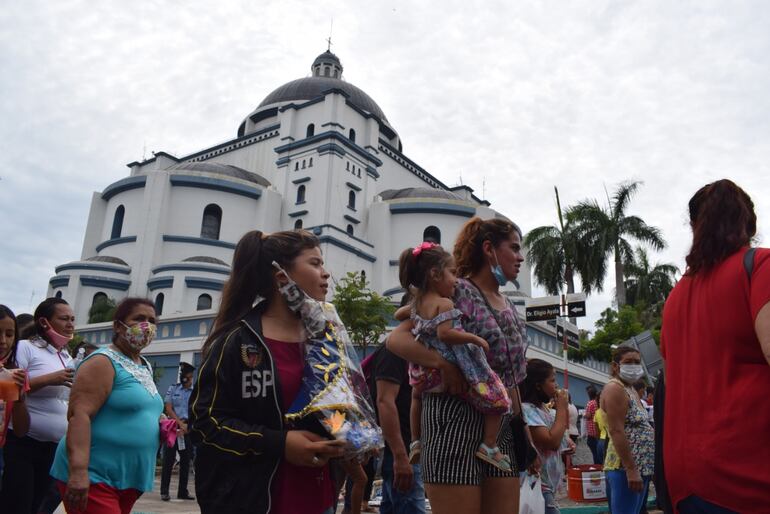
[160,362,195,501]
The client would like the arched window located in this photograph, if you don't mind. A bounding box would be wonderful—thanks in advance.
[306,124,315,138]
[309,157,313,167]
[155,293,165,316]
[346,224,354,236]
[423,226,441,244]
[295,162,299,171]
[197,294,212,311]
[296,185,306,204]
[302,159,306,169]
[200,204,222,240]
[294,219,303,230]
[349,129,356,143]
[111,205,125,239]
[348,190,356,210]
[92,292,107,307]
[346,162,350,170]
[324,66,330,77]
[55,291,63,299]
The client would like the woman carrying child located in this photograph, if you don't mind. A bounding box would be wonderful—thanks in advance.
[395,242,511,471]
[388,217,528,514]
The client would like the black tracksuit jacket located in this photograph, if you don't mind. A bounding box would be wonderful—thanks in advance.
[189,305,288,514]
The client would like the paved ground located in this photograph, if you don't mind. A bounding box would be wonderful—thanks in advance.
[53,439,661,513]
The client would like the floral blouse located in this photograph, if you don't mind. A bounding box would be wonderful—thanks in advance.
[453,278,529,387]
[603,379,655,476]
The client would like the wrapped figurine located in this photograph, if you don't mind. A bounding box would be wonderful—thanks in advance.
[273,262,383,458]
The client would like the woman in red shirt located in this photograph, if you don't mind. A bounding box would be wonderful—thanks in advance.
[661,179,770,514]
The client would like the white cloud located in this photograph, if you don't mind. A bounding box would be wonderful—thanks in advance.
[2,0,770,330]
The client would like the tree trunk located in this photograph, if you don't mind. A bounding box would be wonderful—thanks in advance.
[565,265,577,325]
[615,250,626,307]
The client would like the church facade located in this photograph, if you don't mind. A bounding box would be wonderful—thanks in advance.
[48,51,609,400]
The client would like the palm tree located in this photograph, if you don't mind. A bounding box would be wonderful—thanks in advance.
[624,247,678,306]
[568,181,666,307]
[524,187,599,296]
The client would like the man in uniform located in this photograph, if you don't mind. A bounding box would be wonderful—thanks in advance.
[160,362,195,501]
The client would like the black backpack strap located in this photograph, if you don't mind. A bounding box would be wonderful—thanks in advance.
[744,248,757,282]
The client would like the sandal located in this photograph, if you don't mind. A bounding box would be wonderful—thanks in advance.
[408,440,422,465]
[475,443,512,472]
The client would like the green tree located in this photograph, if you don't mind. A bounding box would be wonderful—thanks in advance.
[88,296,117,323]
[524,187,600,296]
[624,246,678,307]
[573,306,645,362]
[332,272,395,356]
[568,181,666,307]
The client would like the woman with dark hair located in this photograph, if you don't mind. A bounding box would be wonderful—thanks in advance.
[0,298,74,513]
[188,230,346,514]
[0,305,30,480]
[387,216,528,514]
[50,297,163,514]
[519,358,572,514]
[661,179,770,513]
[601,346,654,514]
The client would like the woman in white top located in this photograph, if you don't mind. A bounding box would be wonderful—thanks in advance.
[0,298,74,514]
[567,395,579,443]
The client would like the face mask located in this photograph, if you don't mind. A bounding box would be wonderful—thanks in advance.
[44,326,73,351]
[273,261,328,337]
[619,364,645,383]
[490,250,508,286]
[119,321,157,351]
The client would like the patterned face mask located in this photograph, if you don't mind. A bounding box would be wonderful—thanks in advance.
[119,321,157,351]
[272,261,328,337]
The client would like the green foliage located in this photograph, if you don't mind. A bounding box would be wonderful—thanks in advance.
[67,333,84,355]
[567,181,666,307]
[332,272,395,353]
[624,246,678,306]
[88,296,117,324]
[570,306,645,362]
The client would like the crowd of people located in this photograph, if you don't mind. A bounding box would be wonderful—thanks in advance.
[0,179,768,514]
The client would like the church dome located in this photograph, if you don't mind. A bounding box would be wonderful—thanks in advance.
[256,51,389,122]
[379,188,464,201]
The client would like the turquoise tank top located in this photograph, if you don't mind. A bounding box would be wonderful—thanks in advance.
[50,348,164,491]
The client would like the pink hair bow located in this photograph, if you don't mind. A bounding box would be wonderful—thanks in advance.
[412,241,438,257]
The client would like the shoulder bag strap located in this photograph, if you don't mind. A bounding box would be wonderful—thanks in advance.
[744,247,757,283]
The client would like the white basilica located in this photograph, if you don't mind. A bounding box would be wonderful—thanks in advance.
[48,51,609,399]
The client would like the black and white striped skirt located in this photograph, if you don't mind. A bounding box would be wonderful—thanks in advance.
[420,393,517,485]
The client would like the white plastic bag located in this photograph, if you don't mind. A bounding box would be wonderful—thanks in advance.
[519,473,545,514]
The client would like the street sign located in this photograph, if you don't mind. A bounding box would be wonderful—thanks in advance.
[557,318,581,349]
[564,293,587,318]
[525,295,561,322]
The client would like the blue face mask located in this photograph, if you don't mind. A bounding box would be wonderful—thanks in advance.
[490,250,508,286]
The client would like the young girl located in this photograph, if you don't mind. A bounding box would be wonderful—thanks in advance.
[0,305,30,478]
[520,359,574,514]
[397,242,512,470]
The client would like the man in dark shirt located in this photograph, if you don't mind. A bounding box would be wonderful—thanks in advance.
[370,346,425,514]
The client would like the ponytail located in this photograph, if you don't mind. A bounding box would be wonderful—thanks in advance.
[454,217,522,277]
[203,229,320,355]
[398,244,452,296]
[685,179,756,275]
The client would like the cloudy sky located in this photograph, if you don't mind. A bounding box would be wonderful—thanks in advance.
[2,0,769,331]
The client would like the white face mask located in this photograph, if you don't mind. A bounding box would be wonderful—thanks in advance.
[619,364,645,383]
[272,261,329,337]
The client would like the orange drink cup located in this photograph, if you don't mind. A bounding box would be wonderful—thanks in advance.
[0,377,19,402]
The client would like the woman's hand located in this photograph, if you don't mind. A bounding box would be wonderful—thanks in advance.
[46,368,75,388]
[11,369,26,389]
[437,359,468,395]
[285,430,346,467]
[64,468,90,512]
[554,388,568,410]
[625,467,643,492]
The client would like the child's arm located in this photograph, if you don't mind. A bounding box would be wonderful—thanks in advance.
[394,305,411,322]
[435,298,489,351]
